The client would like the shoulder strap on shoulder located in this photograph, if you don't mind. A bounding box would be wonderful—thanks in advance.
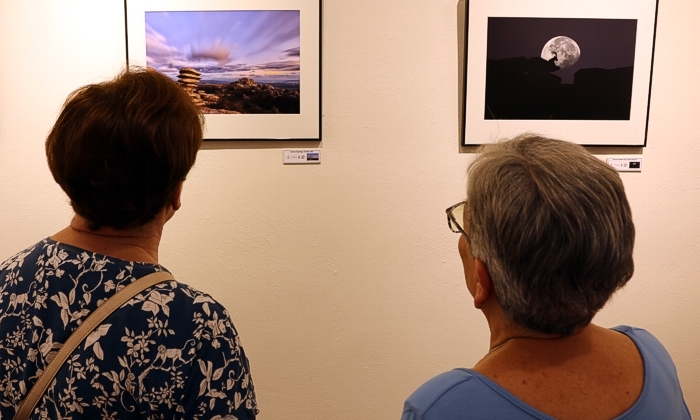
[14,271,175,420]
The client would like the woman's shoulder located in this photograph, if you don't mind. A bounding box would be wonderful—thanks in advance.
[405,368,480,402]
[610,324,683,382]
[0,237,240,342]
[131,278,236,328]
[402,369,545,420]
[610,325,692,420]
[611,325,673,354]
[0,238,50,270]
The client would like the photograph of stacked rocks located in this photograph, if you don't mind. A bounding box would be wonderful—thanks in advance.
[177,68,205,107]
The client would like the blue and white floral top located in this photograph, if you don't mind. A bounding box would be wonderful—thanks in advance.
[0,238,258,419]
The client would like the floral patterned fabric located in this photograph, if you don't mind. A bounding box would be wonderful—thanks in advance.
[0,238,258,419]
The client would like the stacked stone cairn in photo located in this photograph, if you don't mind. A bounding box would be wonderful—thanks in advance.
[177,68,205,107]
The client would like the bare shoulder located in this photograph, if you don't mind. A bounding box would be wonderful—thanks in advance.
[474,325,644,420]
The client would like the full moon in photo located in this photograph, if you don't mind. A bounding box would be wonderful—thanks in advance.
[541,36,581,69]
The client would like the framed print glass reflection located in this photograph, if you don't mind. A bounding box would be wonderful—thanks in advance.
[462,0,659,146]
[126,0,322,141]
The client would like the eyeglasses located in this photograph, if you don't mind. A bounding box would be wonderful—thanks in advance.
[446,201,467,238]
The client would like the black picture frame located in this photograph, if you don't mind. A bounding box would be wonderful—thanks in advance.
[462,0,659,146]
[125,0,322,141]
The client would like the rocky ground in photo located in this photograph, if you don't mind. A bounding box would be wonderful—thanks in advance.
[198,78,300,114]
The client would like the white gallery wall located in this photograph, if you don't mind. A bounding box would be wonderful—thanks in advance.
[1,1,698,418]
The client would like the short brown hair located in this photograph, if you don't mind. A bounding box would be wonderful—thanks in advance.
[466,134,635,335]
[46,68,203,230]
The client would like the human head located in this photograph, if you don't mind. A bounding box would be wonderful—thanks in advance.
[465,134,635,335]
[46,68,204,230]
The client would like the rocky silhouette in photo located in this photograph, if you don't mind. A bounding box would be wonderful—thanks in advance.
[173,69,300,115]
[199,78,300,114]
[484,56,634,120]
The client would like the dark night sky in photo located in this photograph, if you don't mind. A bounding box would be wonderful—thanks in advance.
[487,18,637,84]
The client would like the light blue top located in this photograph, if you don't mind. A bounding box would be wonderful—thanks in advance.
[402,326,691,419]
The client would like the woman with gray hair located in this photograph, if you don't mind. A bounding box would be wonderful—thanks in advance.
[402,134,690,419]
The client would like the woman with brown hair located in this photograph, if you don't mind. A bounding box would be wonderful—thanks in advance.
[0,69,258,419]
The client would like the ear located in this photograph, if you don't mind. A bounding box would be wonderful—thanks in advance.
[171,182,184,211]
[473,259,493,309]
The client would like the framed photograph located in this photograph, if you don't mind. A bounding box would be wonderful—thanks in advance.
[462,0,659,146]
[125,0,322,141]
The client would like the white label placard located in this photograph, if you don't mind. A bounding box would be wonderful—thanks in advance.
[284,149,321,164]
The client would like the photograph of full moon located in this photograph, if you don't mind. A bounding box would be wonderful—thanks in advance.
[541,36,580,69]
[484,17,637,120]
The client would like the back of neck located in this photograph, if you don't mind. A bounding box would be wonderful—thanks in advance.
[51,215,162,264]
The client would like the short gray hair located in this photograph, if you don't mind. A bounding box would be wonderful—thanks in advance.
[466,134,635,335]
